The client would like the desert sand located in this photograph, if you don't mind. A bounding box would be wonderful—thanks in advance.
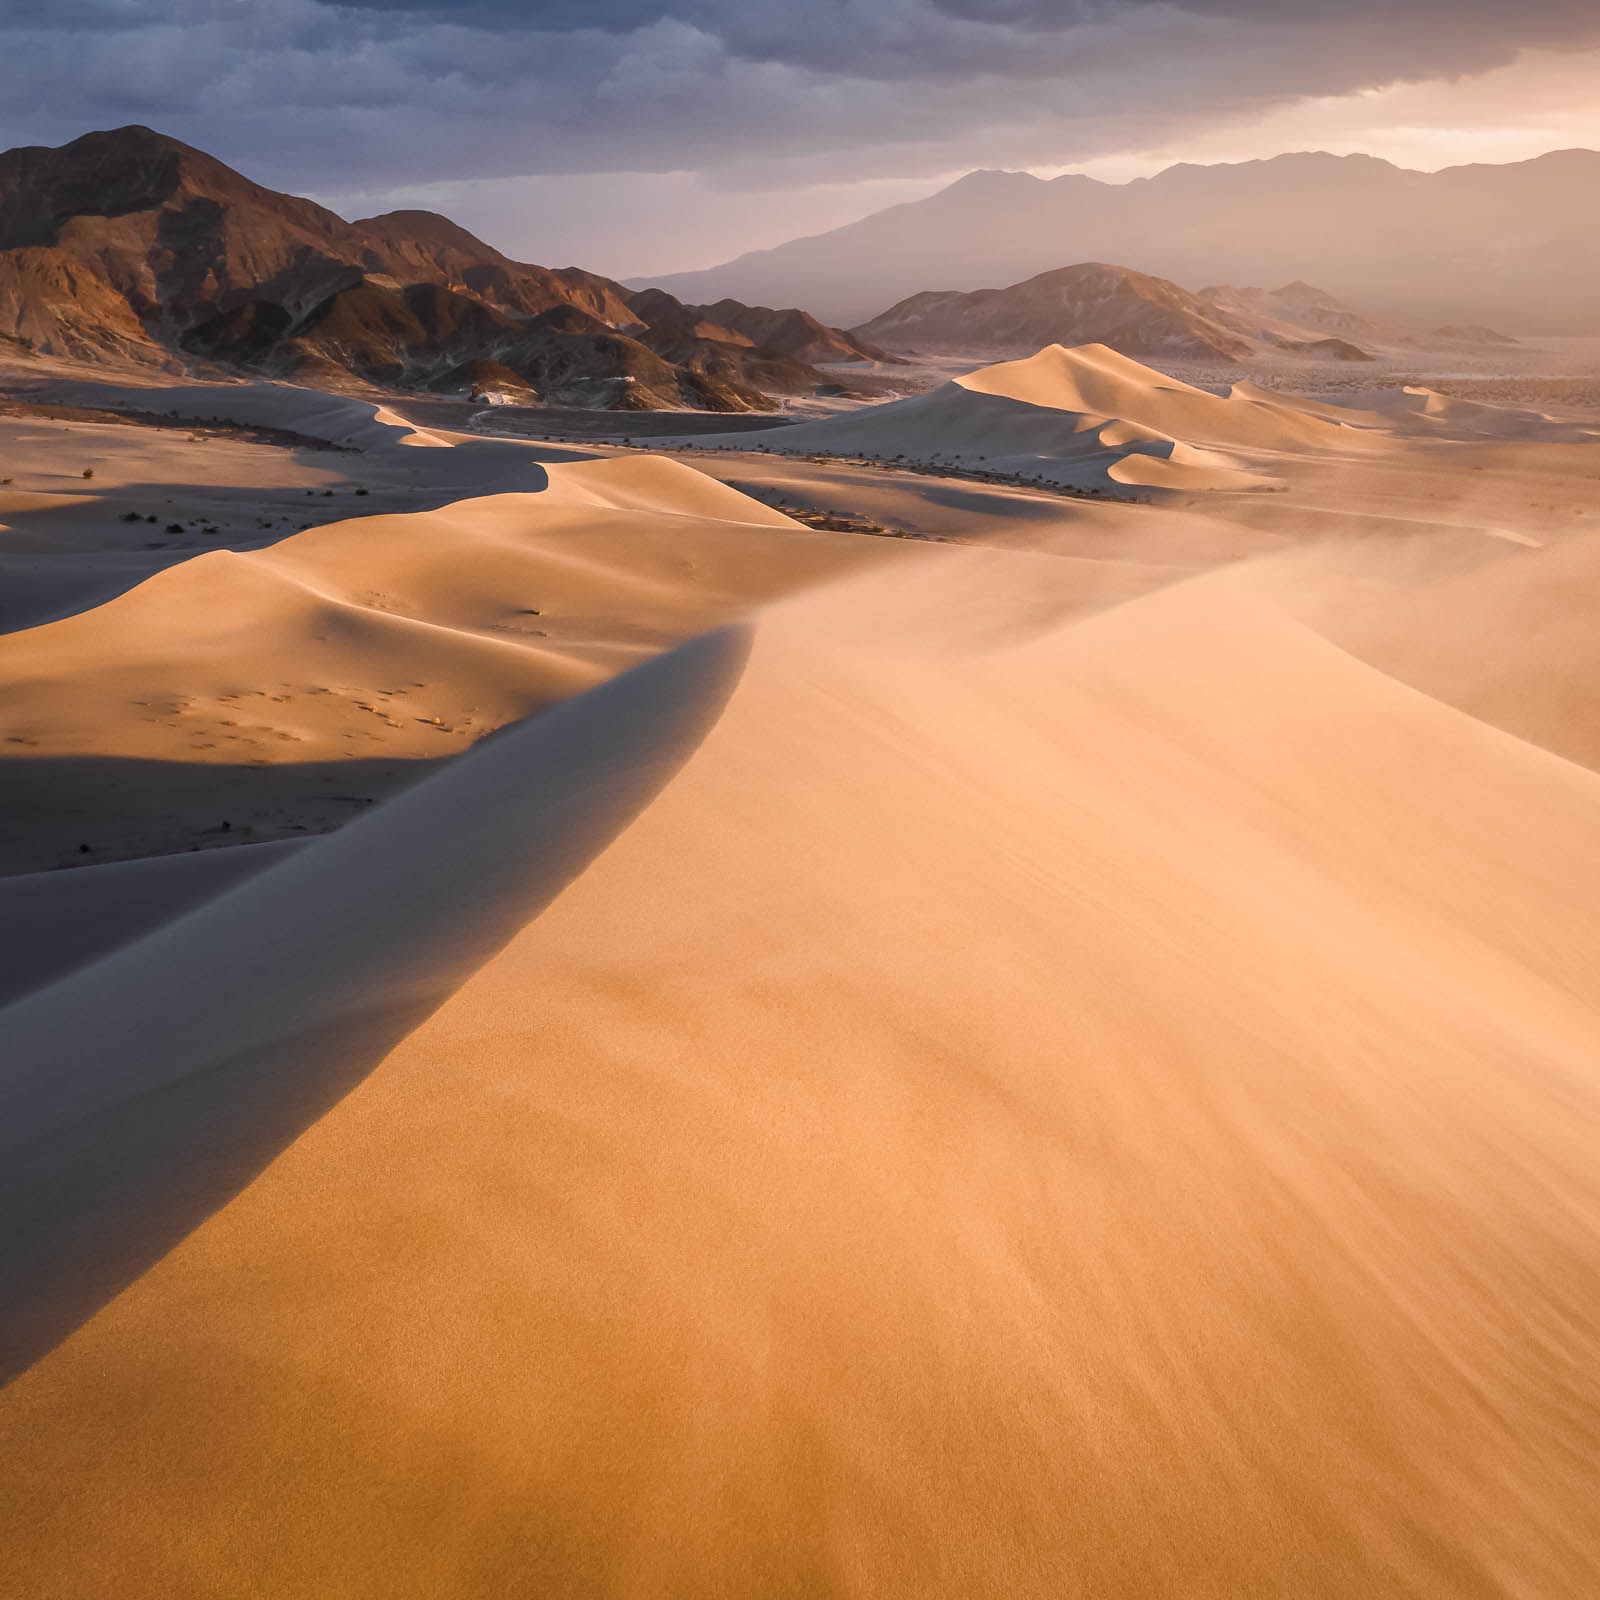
[3,349,1600,1597]
[0,376,929,870]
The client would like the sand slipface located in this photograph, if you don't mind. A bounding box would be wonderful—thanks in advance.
[4,349,1600,1596]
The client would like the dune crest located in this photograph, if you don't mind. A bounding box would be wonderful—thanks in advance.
[954,342,1360,451]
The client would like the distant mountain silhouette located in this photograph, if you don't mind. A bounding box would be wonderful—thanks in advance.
[635,151,1600,333]
[0,126,878,410]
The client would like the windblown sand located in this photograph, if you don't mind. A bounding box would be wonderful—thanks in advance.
[3,355,1600,1597]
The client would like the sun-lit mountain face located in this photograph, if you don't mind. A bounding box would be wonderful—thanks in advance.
[0,127,885,413]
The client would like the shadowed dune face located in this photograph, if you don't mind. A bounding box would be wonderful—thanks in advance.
[3,551,1600,1595]
[0,752,444,875]
[0,624,750,1389]
[0,841,303,1007]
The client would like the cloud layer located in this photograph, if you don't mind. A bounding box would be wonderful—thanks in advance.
[3,0,1598,198]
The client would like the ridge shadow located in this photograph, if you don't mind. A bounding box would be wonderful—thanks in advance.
[0,623,751,1388]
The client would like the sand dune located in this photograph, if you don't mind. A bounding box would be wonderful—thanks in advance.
[5,347,1600,1595]
[696,381,1283,495]
[38,375,457,449]
[4,537,1600,1594]
[1366,384,1600,442]
[1225,377,1400,430]
[682,347,1597,508]
[0,378,580,642]
[1104,438,1270,492]
[953,342,1358,450]
[7,365,1237,873]
[680,343,1405,495]
[0,453,905,870]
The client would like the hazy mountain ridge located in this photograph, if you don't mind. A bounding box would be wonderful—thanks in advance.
[0,126,872,410]
[638,150,1600,332]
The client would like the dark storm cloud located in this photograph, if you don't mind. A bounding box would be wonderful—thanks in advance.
[0,0,1596,192]
[323,0,1600,46]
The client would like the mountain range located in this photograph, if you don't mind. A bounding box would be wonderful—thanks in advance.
[0,126,885,411]
[855,263,1514,364]
[637,151,1600,333]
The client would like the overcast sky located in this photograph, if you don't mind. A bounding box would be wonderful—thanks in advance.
[3,1,1599,277]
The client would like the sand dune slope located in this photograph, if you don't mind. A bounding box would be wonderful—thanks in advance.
[3,551,1600,1597]
[0,455,866,765]
[0,454,900,869]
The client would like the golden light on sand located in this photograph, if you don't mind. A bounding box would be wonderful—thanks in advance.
[4,334,1600,1592]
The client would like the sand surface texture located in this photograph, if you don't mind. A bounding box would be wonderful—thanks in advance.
[3,350,1600,1597]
